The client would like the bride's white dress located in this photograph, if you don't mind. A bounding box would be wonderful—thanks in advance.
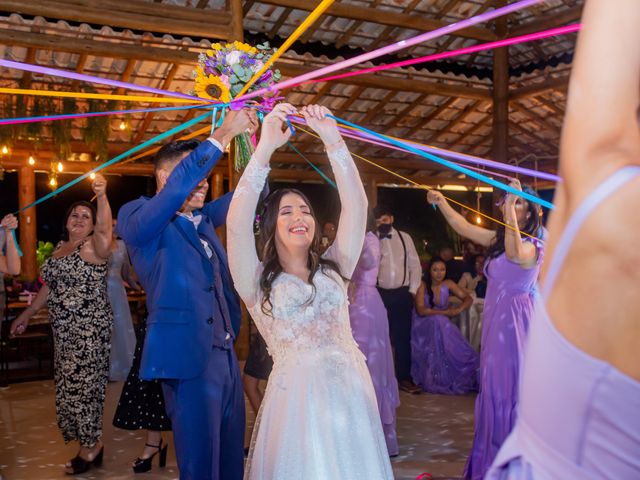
[228,142,394,479]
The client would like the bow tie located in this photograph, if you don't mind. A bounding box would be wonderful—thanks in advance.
[379,234,392,240]
[178,212,203,229]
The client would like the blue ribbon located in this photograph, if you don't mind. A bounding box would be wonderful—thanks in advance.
[287,142,337,189]
[0,104,209,125]
[327,114,554,210]
[11,229,23,257]
[15,110,215,213]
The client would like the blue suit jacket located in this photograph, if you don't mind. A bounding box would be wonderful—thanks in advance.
[116,140,241,380]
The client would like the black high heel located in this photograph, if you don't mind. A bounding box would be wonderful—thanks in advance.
[66,446,103,475]
[132,440,168,473]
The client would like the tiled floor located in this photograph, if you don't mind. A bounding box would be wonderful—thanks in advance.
[0,380,475,480]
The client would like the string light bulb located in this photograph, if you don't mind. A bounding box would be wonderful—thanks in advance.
[28,155,35,165]
[119,120,126,131]
[57,161,64,172]
[49,176,57,187]
[475,215,482,224]
[1,145,8,155]
[89,172,96,180]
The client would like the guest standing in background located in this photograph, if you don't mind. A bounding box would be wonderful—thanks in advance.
[374,205,422,394]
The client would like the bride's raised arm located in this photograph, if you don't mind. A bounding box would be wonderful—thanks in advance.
[227,103,296,308]
[301,105,368,279]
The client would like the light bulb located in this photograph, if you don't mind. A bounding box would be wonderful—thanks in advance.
[28,155,35,165]
[49,177,57,187]
[119,120,126,131]
[1,145,8,155]
[475,215,482,224]
[89,172,96,180]
[57,162,64,172]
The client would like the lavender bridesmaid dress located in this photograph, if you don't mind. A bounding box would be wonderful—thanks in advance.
[464,238,543,480]
[349,231,401,456]
[410,284,478,395]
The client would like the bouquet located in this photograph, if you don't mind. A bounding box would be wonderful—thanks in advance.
[194,41,281,170]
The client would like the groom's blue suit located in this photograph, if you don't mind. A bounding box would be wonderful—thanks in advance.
[117,139,244,480]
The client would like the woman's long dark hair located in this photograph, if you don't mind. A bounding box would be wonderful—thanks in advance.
[485,186,542,260]
[256,188,342,316]
[423,257,446,309]
[61,201,97,241]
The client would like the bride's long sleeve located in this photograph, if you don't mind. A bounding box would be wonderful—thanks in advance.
[323,141,368,279]
[227,157,270,308]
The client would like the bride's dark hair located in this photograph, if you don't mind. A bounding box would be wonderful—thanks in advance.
[256,188,341,316]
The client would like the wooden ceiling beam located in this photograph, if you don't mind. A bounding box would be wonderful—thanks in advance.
[133,63,180,144]
[509,121,556,156]
[453,112,491,145]
[425,100,484,145]
[268,7,293,38]
[0,0,231,40]
[359,91,396,125]
[253,0,496,41]
[0,29,492,100]
[510,76,569,100]
[404,97,457,138]
[510,5,583,36]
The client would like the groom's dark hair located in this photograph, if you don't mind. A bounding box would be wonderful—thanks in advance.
[154,140,200,171]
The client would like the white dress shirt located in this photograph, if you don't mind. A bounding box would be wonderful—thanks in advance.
[377,227,422,294]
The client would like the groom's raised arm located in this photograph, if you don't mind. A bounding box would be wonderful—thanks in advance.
[117,140,224,246]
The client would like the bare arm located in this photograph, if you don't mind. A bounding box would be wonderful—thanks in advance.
[445,279,472,314]
[502,178,539,267]
[306,105,367,279]
[0,215,20,275]
[427,191,495,247]
[10,284,49,336]
[560,0,640,190]
[227,104,295,308]
[90,174,113,260]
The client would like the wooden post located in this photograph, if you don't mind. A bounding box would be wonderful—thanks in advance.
[491,2,509,164]
[18,165,37,281]
[492,1,509,220]
[229,0,245,42]
[366,177,378,209]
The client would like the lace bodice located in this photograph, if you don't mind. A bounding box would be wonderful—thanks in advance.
[248,269,359,364]
[227,139,368,365]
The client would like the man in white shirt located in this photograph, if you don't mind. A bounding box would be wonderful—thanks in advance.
[374,205,422,394]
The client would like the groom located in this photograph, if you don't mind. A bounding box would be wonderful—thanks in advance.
[117,108,257,480]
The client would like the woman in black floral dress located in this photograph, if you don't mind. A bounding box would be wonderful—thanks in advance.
[12,174,114,475]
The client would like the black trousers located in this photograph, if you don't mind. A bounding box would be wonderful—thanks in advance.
[378,286,413,382]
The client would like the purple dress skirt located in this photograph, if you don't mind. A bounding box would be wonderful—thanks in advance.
[410,284,479,395]
[464,240,543,480]
[349,232,401,456]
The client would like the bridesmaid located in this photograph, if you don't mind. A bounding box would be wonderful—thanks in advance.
[427,182,543,480]
[348,213,400,456]
[487,1,640,477]
[411,257,477,395]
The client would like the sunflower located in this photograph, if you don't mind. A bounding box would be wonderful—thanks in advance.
[232,41,258,54]
[194,74,231,102]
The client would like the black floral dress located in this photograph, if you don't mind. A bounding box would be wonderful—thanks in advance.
[41,242,113,448]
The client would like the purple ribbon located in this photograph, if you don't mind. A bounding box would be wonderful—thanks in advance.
[0,58,205,102]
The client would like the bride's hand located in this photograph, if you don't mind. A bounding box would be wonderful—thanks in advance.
[300,105,342,147]
[257,103,297,155]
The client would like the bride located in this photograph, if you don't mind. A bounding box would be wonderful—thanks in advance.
[227,103,394,479]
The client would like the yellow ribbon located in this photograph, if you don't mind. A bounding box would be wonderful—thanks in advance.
[235,0,335,98]
[295,124,542,241]
[0,88,210,104]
